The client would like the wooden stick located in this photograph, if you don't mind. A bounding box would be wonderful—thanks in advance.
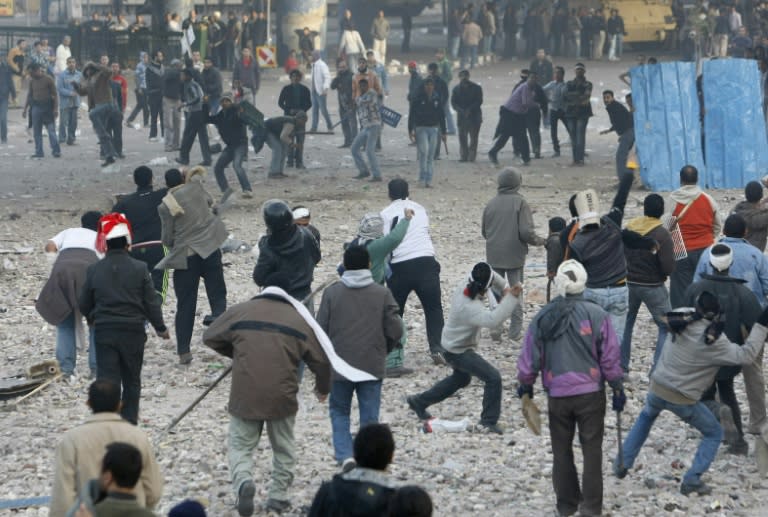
[11,374,63,406]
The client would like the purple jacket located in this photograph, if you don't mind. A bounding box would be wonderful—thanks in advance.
[517,295,623,397]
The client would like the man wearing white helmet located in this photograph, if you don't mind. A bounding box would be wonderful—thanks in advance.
[517,259,624,517]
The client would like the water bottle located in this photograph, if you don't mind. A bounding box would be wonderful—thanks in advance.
[421,418,470,433]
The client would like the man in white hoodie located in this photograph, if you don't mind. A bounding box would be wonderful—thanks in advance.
[310,50,333,132]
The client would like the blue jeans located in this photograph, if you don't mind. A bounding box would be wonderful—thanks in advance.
[351,124,381,178]
[444,104,456,134]
[0,97,8,142]
[618,392,723,486]
[450,36,461,59]
[214,142,250,192]
[415,126,439,184]
[208,96,220,115]
[311,90,332,131]
[56,312,97,375]
[59,106,78,144]
[461,45,479,68]
[31,104,61,156]
[583,285,628,351]
[566,117,588,162]
[622,284,671,373]
[266,132,287,176]
[89,103,118,160]
[329,379,382,463]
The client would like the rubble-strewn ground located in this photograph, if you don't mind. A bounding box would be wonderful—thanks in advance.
[1,55,766,516]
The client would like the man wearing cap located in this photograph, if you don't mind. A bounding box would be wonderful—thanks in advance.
[156,168,228,365]
[278,69,312,169]
[489,72,538,166]
[615,291,768,496]
[208,94,252,200]
[406,61,422,103]
[451,69,483,162]
[79,213,170,424]
[381,179,445,364]
[568,174,634,351]
[310,50,333,133]
[112,166,168,297]
[668,165,722,308]
[264,111,308,178]
[563,63,593,166]
[518,259,624,517]
[686,243,762,455]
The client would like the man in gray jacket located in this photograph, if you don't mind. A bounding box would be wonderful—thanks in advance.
[316,245,402,470]
[157,167,228,364]
[615,291,768,496]
[481,167,544,340]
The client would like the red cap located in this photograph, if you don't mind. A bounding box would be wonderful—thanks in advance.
[408,61,417,68]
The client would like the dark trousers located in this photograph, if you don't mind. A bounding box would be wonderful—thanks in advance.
[548,391,606,517]
[458,117,481,161]
[552,32,566,56]
[550,109,568,153]
[387,256,444,353]
[95,328,146,425]
[414,349,502,425]
[490,110,529,162]
[565,116,588,163]
[288,121,306,166]
[525,107,542,156]
[107,109,123,156]
[179,110,212,163]
[670,247,705,308]
[130,246,167,298]
[702,378,743,438]
[148,92,163,138]
[339,105,358,146]
[173,251,227,355]
[127,89,149,126]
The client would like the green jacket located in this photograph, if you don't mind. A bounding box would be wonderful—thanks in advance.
[367,218,410,284]
[95,494,156,516]
[438,58,453,86]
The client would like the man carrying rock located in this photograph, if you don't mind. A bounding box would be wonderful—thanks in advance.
[518,260,624,517]
[79,213,170,424]
[614,291,768,496]
[156,167,228,365]
[264,111,308,178]
[481,167,544,341]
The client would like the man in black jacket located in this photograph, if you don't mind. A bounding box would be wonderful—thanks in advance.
[162,59,183,152]
[451,69,483,162]
[146,50,164,141]
[112,166,168,297]
[621,194,675,373]
[426,62,449,160]
[201,57,223,114]
[79,213,169,425]
[408,78,446,188]
[253,200,321,306]
[600,90,634,179]
[331,59,356,148]
[209,95,251,200]
[278,69,312,169]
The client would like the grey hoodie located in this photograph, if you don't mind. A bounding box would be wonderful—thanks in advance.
[481,168,544,269]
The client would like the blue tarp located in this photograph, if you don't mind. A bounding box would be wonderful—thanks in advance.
[631,62,705,192]
[702,59,768,188]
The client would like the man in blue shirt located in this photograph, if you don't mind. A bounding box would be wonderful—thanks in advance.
[56,57,82,146]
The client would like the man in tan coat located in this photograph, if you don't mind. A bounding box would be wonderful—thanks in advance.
[49,379,163,516]
[203,272,332,516]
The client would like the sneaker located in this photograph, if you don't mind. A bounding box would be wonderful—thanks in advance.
[30,154,43,159]
[264,498,290,514]
[728,438,749,456]
[149,137,159,142]
[202,314,218,326]
[178,353,193,365]
[478,422,505,434]
[341,458,357,473]
[101,156,115,167]
[354,172,371,179]
[236,480,256,516]
[612,458,628,479]
[386,366,414,378]
[220,187,234,205]
[429,349,447,365]
[680,481,712,496]
[241,190,254,199]
[406,395,432,420]
[174,157,189,165]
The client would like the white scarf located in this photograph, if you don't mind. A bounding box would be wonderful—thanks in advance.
[260,287,377,382]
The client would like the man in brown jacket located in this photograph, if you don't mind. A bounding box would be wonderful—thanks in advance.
[75,62,122,166]
[203,273,332,516]
[24,62,61,158]
[49,379,163,516]
[316,245,402,470]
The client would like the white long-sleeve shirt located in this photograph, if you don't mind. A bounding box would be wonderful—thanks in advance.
[380,199,435,263]
[311,59,331,94]
[55,44,71,74]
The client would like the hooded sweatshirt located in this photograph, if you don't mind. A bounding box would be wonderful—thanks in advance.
[651,315,767,405]
[623,215,676,285]
[732,199,768,251]
[308,467,397,517]
[316,269,402,380]
[252,225,321,300]
[441,272,517,354]
[482,168,543,270]
[669,184,722,251]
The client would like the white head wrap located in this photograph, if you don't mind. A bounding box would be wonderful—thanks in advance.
[555,260,588,296]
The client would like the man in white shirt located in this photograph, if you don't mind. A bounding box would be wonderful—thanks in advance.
[54,36,72,75]
[310,50,333,132]
[36,211,102,380]
[380,179,446,366]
